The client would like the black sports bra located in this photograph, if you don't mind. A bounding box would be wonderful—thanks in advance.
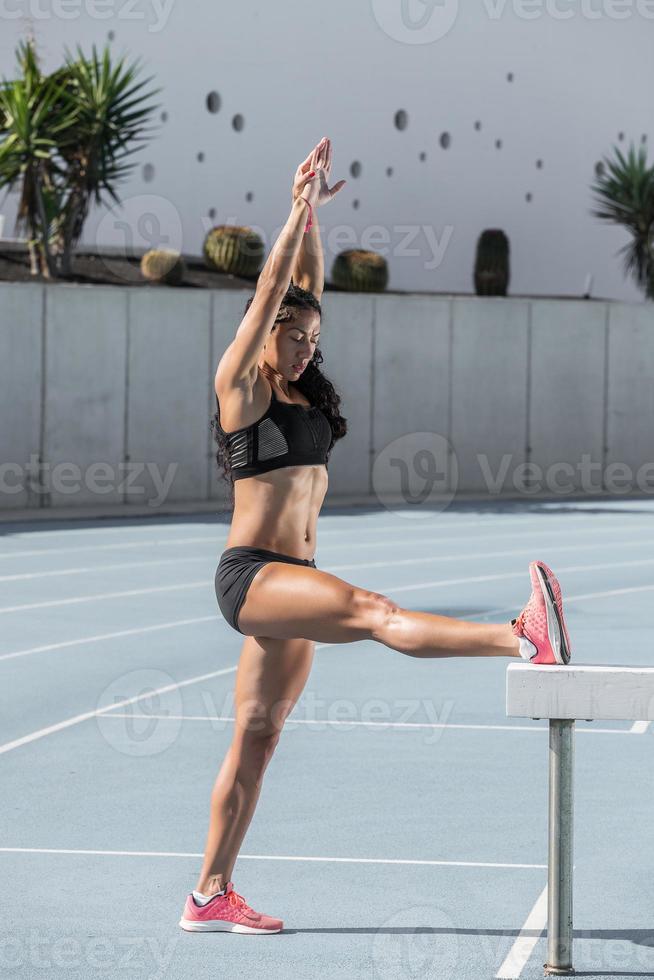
[215,383,332,481]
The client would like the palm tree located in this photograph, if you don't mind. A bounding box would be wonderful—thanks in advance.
[590,142,654,300]
[0,37,161,278]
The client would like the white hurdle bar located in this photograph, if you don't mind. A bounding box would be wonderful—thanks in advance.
[506,663,654,976]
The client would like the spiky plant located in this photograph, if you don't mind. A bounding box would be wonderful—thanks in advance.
[0,38,161,278]
[331,249,388,292]
[140,248,185,285]
[590,142,654,300]
[474,229,510,296]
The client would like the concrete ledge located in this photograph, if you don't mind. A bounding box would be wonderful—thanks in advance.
[506,662,654,721]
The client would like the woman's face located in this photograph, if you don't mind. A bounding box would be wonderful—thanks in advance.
[264,310,321,379]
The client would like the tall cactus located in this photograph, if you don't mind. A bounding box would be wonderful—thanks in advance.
[474,229,510,296]
[331,249,388,292]
[203,225,264,279]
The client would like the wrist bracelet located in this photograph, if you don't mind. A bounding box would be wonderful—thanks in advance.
[299,196,313,234]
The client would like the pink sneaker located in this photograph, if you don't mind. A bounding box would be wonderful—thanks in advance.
[511,560,572,665]
[179,882,283,934]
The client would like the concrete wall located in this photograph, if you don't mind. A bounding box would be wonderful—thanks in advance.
[1,281,653,514]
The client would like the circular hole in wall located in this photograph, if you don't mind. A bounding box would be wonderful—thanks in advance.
[394,109,408,131]
[352,199,360,209]
[350,160,362,177]
[142,163,155,182]
[595,161,605,177]
[439,131,451,149]
[536,159,543,168]
[386,166,393,176]
[525,192,533,202]
[232,114,245,132]
[507,71,514,81]
[245,191,254,202]
[495,138,502,149]
[474,120,482,131]
[197,152,205,162]
[419,151,427,161]
[107,30,115,40]
[618,131,624,141]
[642,133,648,143]
[207,91,221,114]
[208,207,216,219]
[160,111,168,123]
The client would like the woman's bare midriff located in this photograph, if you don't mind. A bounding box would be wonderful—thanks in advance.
[224,464,328,560]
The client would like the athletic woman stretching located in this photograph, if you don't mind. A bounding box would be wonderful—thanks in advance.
[179,137,572,935]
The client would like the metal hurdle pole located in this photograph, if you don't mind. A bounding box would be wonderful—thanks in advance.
[545,719,575,976]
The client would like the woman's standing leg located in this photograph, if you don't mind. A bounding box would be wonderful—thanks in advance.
[195,634,314,894]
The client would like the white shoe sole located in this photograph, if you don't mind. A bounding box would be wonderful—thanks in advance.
[179,916,281,934]
[534,564,569,665]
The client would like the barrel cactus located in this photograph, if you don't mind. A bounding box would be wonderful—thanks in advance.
[331,249,389,292]
[203,225,264,278]
[140,248,185,285]
[474,229,510,296]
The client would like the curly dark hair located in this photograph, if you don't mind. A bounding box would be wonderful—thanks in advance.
[210,281,348,508]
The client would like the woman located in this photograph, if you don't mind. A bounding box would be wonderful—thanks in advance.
[179,137,572,936]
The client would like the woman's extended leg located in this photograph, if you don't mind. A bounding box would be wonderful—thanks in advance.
[237,562,521,657]
[195,634,315,896]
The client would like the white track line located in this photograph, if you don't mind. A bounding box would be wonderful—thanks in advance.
[495,882,548,979]
[0,666,236,757]
[385,557,654,597]
[5,534,651,583]
[0,581,206,614]
[0,846,546,870]
[1,518,651,561]
[1,581,652,755]
[4,555,654,616]
[0,616,218,664]
[103,713,640,735]
[0,556,209,583]
[1,511,641,544]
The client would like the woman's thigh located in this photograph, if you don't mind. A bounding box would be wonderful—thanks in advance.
[234,634,316,740]
[237,562,392,643]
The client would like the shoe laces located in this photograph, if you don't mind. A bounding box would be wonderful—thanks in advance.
[227,889,248,911]
[513,610,527,635]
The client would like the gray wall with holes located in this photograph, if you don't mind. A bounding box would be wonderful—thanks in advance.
[1,282,653,514]
[0,2,653,302]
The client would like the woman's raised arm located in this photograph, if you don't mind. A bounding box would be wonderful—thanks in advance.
[217,139,345,388]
